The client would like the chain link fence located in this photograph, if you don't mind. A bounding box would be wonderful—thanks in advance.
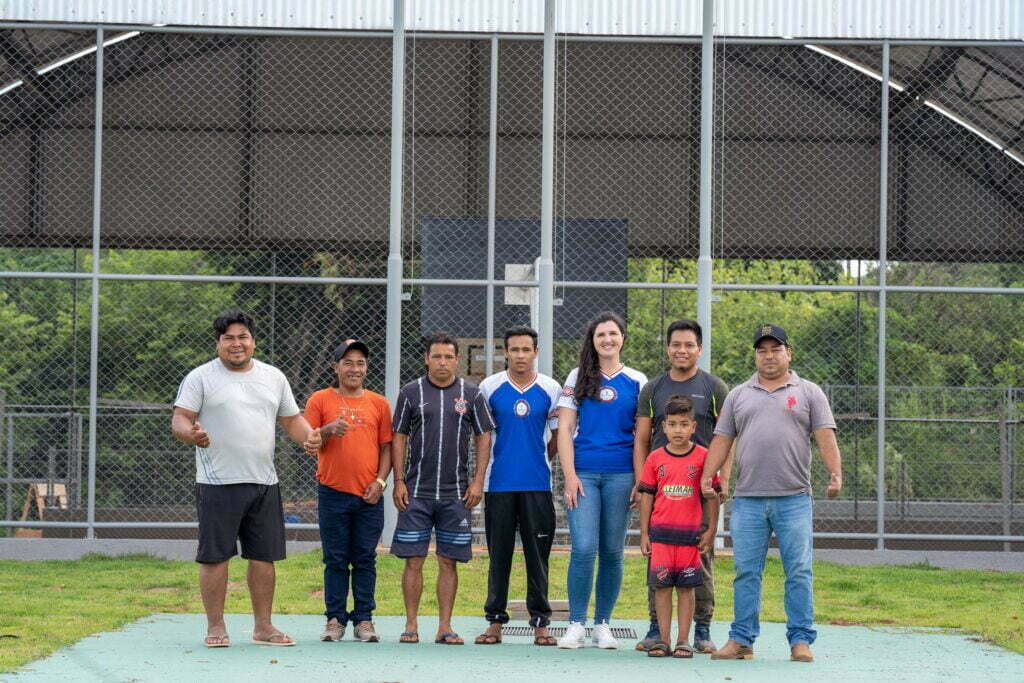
[0,27,1021,550]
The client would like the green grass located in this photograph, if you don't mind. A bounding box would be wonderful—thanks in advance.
[0,551,1021,671]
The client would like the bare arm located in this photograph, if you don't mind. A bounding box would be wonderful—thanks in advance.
[362,442,393,504]
[717,440,736,502]
[632,416,652,482]
[814,427,843,498]
[700,434,734,497]
[279,413,321,455]
[392,432,409,511]
[171,406,209,447]
[699,495,720,554]
[463,430,492,508]
[557,407,585,508]
[638,492,654,556]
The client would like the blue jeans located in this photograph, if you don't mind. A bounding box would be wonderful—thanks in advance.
[565,471,634,624]
[318,484,384,625]
[729,493,815,647]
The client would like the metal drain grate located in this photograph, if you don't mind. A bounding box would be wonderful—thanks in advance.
[502,626,637,639]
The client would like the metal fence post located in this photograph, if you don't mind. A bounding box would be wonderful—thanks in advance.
[696,0,714,372]
[383,0,407,546]
[1000,389,1011,552]
[537,0,556,377]
[85,28,105,541]
[485,35,498,377]
[875,40,890,551]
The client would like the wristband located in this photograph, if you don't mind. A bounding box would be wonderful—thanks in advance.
[376,477,387,490]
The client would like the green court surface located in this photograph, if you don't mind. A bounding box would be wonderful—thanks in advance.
[6,615,1021,682]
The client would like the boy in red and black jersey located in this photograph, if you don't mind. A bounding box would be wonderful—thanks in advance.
[638,395,720,658]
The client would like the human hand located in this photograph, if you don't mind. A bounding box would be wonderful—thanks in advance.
[826,471,842,499]
[190,422,210,448]
[322,417,348,439]
[628,482,640,509]
[563,474,585,510]
[698,529,715,555]
[362,480,383,504]
[393,480,409,511]
[462,481,483,509]
[640,534,651,557]
[700,474,716,499]
[717,478,729,505]
[303,428,322,455]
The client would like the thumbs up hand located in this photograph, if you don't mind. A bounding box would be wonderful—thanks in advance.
[303,427,322,455]
[191,421,210,448]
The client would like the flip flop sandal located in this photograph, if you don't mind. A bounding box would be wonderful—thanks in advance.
[435,631,464,645]
[647,642,670,658]
[533,635,557,646]
[252,632,295,647]
[474,633,502,644]
[204,635,230,648]
[673,642,696,659]
[399,631,419,644]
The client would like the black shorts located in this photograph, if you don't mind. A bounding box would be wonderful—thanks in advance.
[391,497,473,563]
[195,483,286,564]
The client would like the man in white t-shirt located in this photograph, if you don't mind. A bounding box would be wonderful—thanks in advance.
[172,310,321,649]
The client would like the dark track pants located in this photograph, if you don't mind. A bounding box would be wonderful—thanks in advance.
[483,491,555,628]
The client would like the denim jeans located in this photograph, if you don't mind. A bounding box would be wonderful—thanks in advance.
[729,493,816,647]
[565,471,634,624]
[318,483,384,625]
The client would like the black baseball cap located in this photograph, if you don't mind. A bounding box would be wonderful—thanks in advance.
[333,339,370,361]
[753,324,788,348]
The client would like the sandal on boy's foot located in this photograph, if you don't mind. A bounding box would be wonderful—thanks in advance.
[646,641,670,658]
[672,641,695,659]
[474,632,502,645]
[533,634,557,646]
[399,631,419,644]
[204,634,230,648]
[710,640,754,660]
[252,631,295,647]
[435,631,464,645]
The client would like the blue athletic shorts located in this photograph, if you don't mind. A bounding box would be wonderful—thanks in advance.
[391,497,473,563]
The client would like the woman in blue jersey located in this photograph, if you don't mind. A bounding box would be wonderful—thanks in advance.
[556,311,648,650]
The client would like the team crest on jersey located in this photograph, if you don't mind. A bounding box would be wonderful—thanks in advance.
[657,464,666,480]
[453,397,468,415]
[561,386,574,397]
[514,398,531,418]
[687,464,700,480]
[598,386,618,403]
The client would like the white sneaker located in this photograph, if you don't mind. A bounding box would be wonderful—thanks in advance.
[592,623,618,649]
[557,622,587,649]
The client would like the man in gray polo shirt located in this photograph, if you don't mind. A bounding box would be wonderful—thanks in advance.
[700,324,842,664]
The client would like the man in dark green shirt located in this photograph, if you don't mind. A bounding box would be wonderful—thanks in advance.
[632,319,732,654]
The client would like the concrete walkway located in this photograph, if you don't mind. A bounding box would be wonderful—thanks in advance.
[4,615,1021,682]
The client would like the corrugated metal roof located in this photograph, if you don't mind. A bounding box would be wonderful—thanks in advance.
[0,0,1021,40]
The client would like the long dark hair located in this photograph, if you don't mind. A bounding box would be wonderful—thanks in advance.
[574,311,626,402]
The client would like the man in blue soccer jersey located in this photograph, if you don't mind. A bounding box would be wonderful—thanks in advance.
[391,332,495,645]
[474,327,562,646]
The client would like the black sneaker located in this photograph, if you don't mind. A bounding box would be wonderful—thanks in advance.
[693,623,716,653]
[635,622,661,651]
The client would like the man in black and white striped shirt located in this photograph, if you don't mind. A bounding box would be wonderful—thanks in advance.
[391,332,495,645]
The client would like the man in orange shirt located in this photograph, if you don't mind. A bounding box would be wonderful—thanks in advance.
[305,339,393,644]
